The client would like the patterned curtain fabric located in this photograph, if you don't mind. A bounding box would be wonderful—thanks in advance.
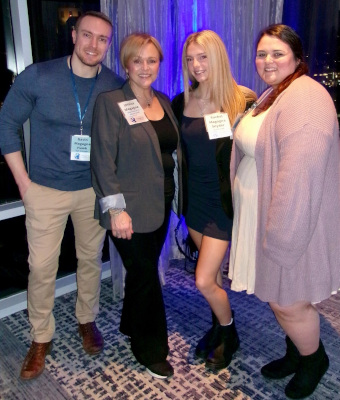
[100,0,284,290]
[101,0,284,97]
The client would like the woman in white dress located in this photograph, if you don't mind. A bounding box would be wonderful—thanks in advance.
[230,24,340,399]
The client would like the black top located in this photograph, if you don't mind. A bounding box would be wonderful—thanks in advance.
[172,91,255,219]
[181,115,232,239]
[172,92,234,218]
[149,112,177,202]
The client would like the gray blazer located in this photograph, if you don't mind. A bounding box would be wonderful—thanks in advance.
[91,81,182,232]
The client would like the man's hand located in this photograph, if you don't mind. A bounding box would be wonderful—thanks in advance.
[4,151,31,199]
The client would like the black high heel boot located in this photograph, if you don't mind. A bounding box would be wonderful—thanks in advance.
[195,311,218,359]
[285,340,329,399]
[205,315,239,371]
[261,336,300,379]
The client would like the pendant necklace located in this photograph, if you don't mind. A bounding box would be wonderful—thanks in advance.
[135,89,154,108]
[195,94,210,116]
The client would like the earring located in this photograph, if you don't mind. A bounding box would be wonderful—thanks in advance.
[126,71,129,79]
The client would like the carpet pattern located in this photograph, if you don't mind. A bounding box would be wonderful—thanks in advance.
[1,259,340,400]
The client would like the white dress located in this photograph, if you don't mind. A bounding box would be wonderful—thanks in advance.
[229,108,270,293]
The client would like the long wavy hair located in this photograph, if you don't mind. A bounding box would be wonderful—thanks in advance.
[182,30,245,125]
[254,24,309,115]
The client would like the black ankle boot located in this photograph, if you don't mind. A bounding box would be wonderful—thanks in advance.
[195,311,218,359]
[261,336,300,379]
[285,340,329,399]
[205,316,239,371]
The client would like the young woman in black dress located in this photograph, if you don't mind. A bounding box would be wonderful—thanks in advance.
[172,30,255,371]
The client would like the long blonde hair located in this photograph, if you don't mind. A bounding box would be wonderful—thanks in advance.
[182,30,245,125]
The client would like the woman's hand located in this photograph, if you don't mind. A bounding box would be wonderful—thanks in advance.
[110,211,133,240]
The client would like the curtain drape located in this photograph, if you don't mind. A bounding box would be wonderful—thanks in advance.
[101,0,284,96]
[100,0,284,296]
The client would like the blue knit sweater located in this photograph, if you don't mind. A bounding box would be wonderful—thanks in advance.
[0,56,123,191]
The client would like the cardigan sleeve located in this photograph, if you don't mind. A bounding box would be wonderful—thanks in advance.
[262,79,338,267]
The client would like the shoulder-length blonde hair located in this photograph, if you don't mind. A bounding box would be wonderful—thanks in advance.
[120,33,163,72]
[182,30,245,125]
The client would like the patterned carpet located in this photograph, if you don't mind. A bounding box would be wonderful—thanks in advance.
[1,259,340,400]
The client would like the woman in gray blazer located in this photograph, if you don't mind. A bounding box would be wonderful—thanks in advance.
[91,33,182,380]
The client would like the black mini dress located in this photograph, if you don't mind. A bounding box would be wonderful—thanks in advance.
[181,116,232,240]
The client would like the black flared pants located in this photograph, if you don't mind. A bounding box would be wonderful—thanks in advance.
[110,203,172,366]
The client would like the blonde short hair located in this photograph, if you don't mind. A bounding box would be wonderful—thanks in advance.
[182,30,246,125]
[120,33,163,71]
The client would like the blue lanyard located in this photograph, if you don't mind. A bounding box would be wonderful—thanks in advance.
[69,56,99,135]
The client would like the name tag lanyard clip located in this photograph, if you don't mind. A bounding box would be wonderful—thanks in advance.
[232,87,274,134]
[244,87,273,117]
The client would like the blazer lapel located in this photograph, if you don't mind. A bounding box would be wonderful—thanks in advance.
[121,84,179,168]
[122,82,162,166]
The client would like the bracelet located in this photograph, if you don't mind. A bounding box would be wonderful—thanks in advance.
[108,208,125,216]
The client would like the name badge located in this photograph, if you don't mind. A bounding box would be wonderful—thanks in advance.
[204,112,232,140]
[118,99,148,125]
[70,135,91,161]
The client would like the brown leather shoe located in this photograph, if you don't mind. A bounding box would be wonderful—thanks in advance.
[20,341,52,380]
[78,321,104,355]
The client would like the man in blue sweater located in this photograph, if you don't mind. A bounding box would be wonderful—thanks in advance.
[0,11,123,380]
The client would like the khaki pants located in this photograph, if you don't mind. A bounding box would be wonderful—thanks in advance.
[23,183,106,342]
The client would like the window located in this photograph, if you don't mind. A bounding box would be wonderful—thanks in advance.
[0,0,21,205]
[282,0,340,121]
[27,0,100,63]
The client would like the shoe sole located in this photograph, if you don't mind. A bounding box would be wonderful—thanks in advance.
[20,367,45,381]
[205,359,231,371]
[146,368,174,379]
[83,347,104,356]
[261,369,297,380]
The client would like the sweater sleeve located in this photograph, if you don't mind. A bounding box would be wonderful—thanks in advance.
[0,66,37,155]
[262,78,338,267]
